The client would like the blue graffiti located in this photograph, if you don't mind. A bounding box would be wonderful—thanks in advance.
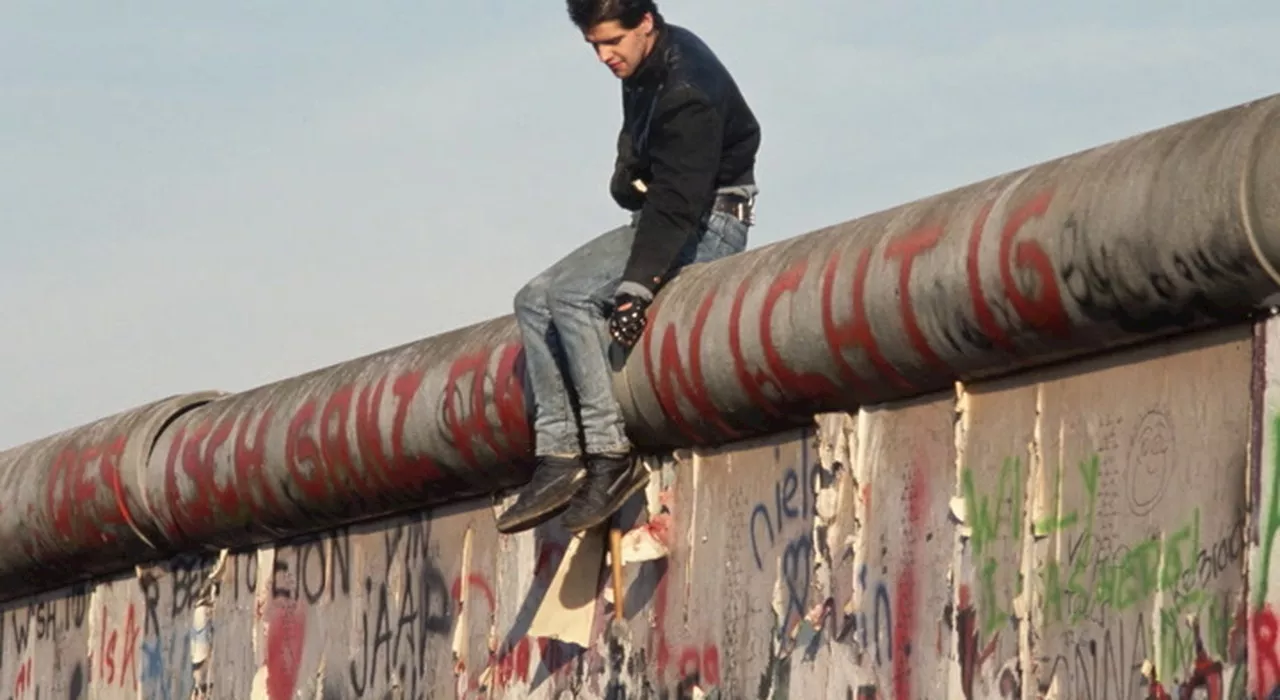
[780,535,813,634]
[140,628,193,700]
[857,564,894,666]
[748,445,814,570]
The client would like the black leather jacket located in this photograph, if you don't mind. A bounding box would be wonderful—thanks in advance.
[611,23,761,297]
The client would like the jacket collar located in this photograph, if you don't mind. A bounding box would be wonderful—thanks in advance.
[624,24,668,89]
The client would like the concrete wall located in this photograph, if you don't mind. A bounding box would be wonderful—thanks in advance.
[0,319,1268,698]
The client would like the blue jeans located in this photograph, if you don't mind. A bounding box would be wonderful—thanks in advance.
[513,209,750,457]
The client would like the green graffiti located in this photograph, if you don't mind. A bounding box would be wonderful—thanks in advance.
[1156,591,1235,685]
[963,452,1217,637]
[961,456,1024,559]
[1256,414,1280,608]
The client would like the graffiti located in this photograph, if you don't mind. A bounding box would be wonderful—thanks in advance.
[964,199,1016,354]
[0,585,90,675]
[854,564,894,666]
[634,184,1073,444]
[161,406,275,539]
[649,561,721,692]
[747,449,815,571]
[962,446,1242,644]
[11,657,32,699]
[1255,606,1280,700]
[821,245,908,394]
[884,222,949,371]
[266,599,307,700]
[455,540,585,697]
[958,584,999,700]
[263,529,352,605]
[728,259,839,423]
[1057,211,1254,333]
[892,461,927,700]
[1255,414,1280,699]
[96,602,140,690]
[780,537,813,639]
[642,289,744,444]
[162,366,439,540]
[442,342,530,469]
[44,434,129,549]
[348,517,451,699]
[1126,410,1175,516]
[1257,416,1280,605]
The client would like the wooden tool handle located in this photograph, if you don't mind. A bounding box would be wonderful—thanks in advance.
[609,527,625,621]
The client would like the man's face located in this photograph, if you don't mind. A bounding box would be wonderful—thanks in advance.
[583,14,656,79]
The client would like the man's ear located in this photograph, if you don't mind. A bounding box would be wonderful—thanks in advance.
[639,12,654,35]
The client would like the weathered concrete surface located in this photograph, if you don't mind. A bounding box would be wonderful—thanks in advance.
[2,92,1280,604]
[0,318,1266,698]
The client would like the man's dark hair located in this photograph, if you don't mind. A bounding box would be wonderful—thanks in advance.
[566,0,663,31]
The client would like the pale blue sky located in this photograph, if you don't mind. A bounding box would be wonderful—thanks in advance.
[2,2,1277,447]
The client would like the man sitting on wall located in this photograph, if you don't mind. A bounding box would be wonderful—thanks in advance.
[496,0,761,534]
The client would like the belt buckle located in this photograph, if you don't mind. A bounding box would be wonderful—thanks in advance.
[739,196,755,227]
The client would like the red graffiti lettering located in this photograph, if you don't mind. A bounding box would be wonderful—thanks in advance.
[321,385,375,498]
[643,289,742,443]
[163,410,277,540]
[443,343,530,470]
[1254,605,1280,699]
[1174,643,1223,699]
[965,200,1015,352]
[998,189,1070,338]
[98,602,140,689]
[354,377,390,489]
[885,224,948,370]
[494,637,532,688]
[13,658,32,698]
[821,246,910,396]
[385,369,443,485]
[284,402,326,500]
[229,409,277,516]
[165,368,437,540]
[729,260,839,418]
[179,419,220,529]
[266,602,307,700]
[957,583,1000,700]
[283,369,442,502]
[650,562,721,689]
[452,572,496,612]
[892,458,927,700]
[46,434,128,548]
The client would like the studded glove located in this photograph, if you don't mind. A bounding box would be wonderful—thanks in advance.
[609,293,651,347]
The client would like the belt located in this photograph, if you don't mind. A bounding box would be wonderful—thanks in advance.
[712,193,755,226]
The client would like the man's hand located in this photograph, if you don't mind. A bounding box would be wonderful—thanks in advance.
[608,293,651,348]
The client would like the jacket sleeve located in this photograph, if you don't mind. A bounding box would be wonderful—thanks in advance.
[620,88,723,297]
[610,127,646,211]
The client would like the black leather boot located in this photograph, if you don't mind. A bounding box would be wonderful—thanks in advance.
[496,455,586,534]
[560,453,650,533]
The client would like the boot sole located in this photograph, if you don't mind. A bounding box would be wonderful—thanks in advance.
[495,471,586,534]
[563,467,652,533]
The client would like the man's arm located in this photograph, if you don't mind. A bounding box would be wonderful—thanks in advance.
[610,128,646,211]
[618,89,723,300]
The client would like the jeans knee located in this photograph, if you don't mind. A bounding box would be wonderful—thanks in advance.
[546,281,605,320]
[514,276,551,317]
